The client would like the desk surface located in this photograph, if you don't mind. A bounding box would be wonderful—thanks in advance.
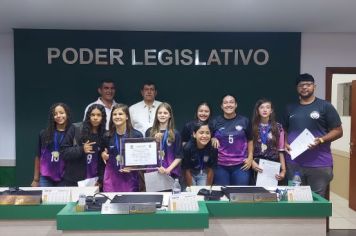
[57,201,209,230]
[205,193,331,217]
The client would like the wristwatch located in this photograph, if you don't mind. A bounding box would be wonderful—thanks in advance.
[318,137,325,144]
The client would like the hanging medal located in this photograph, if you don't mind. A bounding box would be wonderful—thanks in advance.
[259,123,271,153]
[51,131,63,162]
[159,130,168,166]
[261,143,267,152]
[199,152,207,175]
[115,132,124,167]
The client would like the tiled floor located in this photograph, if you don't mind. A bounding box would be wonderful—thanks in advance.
[330,192,356,229]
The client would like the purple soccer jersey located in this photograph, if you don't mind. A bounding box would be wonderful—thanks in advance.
[103,130,142,192]
[253,122,285,161]
[212,115,252,166]
[284,98,341,167]
[39,147,65,182]
[85,144,100,179]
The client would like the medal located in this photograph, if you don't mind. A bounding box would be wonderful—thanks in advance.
[52,151,60,158]
[159,150,165,159]
[116,155,121,162]
[261,143,267,152]
[52,131,63,162]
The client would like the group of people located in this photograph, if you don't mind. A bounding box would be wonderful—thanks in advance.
[31,73,343,197]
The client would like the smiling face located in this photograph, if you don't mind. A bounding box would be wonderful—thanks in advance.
[98,82,115,102]
[197,105,210,122]
[193,125,211,148]
[112,107,128,127]
[297,81,315,99]
[53,105,67,126]
[141,85,157,104]
[221,95,237,116]
[157,106,171,125]
[258,102,272,119]
[90,108,103,128]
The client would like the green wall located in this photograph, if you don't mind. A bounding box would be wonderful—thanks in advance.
[0,167,16,187]
[14,29,300,186]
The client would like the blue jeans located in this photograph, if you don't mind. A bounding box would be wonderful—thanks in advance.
[39,176,61,187]
[191,170,208,186]
[213,164,251,186]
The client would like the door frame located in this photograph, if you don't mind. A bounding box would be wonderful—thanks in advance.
[325,67,356,101]
[326,67,356,209]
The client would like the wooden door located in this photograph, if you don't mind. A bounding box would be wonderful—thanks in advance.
[349,80,356,210]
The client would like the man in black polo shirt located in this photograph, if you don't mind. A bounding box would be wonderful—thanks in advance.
[283,73,343,197]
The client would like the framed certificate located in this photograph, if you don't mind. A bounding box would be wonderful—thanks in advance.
[122,138,159,169]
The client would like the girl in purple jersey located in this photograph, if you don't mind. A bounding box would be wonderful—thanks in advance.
[60,104,106,187]
[251,99,286,184]
[146,102,182,179]
[211,95,253,186]
[101,104,143,192]
[31,103,72,187]
[181,102,212,147]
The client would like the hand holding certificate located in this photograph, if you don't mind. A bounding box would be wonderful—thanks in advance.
[122,137,159,170]
[289,129,315,160]
[256,159,281,187]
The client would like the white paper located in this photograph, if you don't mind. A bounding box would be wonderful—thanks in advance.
[144,171,175,192]
[125,141,157,166]
[77,176,98,187]
[287,186,313,202]
[168,192,199,212]
[289,128,315,160]
[256,159,281,187]
[42,189,71,203]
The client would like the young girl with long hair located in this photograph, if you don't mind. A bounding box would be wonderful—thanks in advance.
[60,104,107,186]
[251,98,286,182]
[31,103,72,187]
[145,102,182,178]
[101,103,143,192]
[181,102,211,146]
[183,121,217,186]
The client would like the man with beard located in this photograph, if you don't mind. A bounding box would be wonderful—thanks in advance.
[84,80,117,130]
[283,73,343,197]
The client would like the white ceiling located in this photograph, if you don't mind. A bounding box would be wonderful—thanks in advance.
[1,0,356,34]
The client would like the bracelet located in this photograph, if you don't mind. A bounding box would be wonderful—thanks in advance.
[318,137,325,144]
[33,179,39,182]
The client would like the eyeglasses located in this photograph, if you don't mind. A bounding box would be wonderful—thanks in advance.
[297,82,314,88]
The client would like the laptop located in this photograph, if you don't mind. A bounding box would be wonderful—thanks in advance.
[111,194,163,208]
[221,187,270,199]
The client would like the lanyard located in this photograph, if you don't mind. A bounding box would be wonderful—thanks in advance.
[161,130,169,150]
[53,131,64,151]
[198,150,205,173]
[115,131,126,166]
[259,123,271,144]
[160,130,169,166]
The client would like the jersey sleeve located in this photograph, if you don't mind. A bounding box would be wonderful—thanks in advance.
[60,125,84,161]
[324,102,342,129]
[245,117,253,141]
